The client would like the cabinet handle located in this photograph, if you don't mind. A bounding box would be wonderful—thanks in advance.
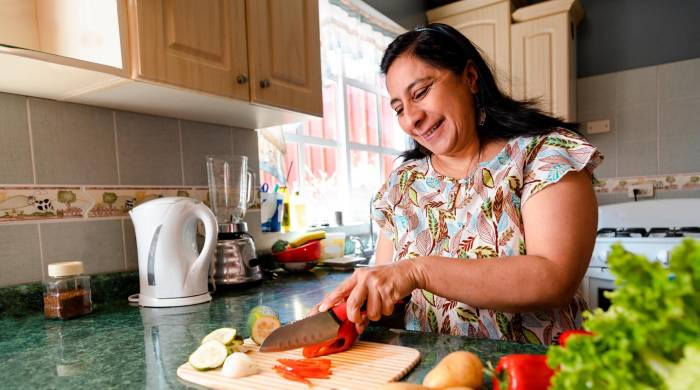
[236,75,248,84]
[259,79,271,89]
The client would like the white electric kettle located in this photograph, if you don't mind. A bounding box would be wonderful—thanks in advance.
[129,197,217,307]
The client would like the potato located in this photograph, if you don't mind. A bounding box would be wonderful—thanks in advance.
[422,351,483,389]
[377,382,430,390]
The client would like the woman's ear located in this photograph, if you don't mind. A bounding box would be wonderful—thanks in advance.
[464,61,479,94]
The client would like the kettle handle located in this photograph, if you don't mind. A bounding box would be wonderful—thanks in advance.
[184,202,218,291]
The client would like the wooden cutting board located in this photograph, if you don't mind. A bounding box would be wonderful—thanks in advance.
[177,340,421,389]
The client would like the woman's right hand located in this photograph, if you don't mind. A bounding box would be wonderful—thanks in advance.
[310,259,422,332]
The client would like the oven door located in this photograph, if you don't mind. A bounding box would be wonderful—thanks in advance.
[583,267,616,311]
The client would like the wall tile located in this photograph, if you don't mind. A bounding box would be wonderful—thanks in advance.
[596,192,630,206]
[617,140,657,177]
[115,111,182,185]
[587,131,617,178]
[659,57,700,101]
[0,93,33,184]
[181,120,233,186]
[232,127,259,173]
[577,73,616,116]
[659,135,700,174]
[30,98,118,184]
[615,66,657,108]
[122,219,138,271]
[656,188,700,199]
[659,97,700,139]
[0,224,43,286]
[616,103,657,143]
[41,220,125,274]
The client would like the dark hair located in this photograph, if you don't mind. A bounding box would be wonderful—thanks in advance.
[380,23,581,162]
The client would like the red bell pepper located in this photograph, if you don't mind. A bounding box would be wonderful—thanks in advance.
[302,319,358,358]
[558,330,593,347]
[301,302,363,358]
[273,365,312,386]
[492,354,554,390]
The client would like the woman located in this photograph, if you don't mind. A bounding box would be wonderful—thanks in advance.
[314,23,602,345]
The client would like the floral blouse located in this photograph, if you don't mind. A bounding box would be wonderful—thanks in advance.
[371,129,603,345]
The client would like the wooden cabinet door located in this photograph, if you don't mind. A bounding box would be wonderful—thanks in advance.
[511,0,582,121]
[129,0,249,100]
[246,0,322,116]
[427,0,513,94]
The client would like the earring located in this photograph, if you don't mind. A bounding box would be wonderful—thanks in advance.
[477,104,486,126]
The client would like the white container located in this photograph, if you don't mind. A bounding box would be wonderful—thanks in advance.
[321,232,346,260]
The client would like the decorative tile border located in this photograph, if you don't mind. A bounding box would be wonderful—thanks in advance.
[594,172,700,193]
[0,186,209,223]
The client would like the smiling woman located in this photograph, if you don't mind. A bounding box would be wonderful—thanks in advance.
[312,23,603,345]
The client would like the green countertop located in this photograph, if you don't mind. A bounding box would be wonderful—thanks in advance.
[0,269,544,389]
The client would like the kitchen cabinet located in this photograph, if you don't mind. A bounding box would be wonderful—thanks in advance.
[510,0,583,121]
[0,0,322,129]
[427,0,515,93]
[129,0,322,116]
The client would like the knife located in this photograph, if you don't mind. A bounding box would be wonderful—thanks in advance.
[259,302,360,353]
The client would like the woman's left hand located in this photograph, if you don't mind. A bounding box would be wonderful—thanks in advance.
[313,259,422,331]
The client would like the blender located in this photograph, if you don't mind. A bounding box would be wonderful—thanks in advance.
[206,155,263,286]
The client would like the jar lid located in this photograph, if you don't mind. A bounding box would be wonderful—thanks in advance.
[47,261,85,277]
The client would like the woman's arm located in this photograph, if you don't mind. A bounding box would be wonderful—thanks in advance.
[373,232,394,266]
[320,170,597,325]
[411,169,597,312]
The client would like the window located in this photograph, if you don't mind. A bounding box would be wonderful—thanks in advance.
[259,0,407,228]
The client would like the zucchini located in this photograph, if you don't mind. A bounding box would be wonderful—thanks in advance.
[247,306,281,345]
[188,340,228,371]
[201,327,237,346]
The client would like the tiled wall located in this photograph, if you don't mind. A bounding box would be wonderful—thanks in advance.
[0,92,259,287]
[579,57,700,204]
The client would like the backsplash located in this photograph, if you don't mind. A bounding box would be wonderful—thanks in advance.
[578,56,700,205]
[578,56,700,179]
[0,92,259,287]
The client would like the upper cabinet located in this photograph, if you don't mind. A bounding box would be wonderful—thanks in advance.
[511,0,583,121]
[128,0,322,116]
[129,0,250,101]
[0,0,322,129]
[427,0,514,93]
[246,0,322,116]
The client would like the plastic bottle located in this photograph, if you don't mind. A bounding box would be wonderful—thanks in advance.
[290,190,307,231]
[279,186,291,232]
[43,261,92,319]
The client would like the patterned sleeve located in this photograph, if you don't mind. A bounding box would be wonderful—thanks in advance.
[521,129,603,205]
[371,173,396,239]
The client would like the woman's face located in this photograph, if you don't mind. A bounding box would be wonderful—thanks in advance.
[386,54,479,157]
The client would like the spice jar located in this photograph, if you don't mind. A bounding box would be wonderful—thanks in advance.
[43,261,93,319]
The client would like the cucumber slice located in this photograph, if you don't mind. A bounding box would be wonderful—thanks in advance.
[188,340,228,371]
[221,352,260,378]
[247,306,281,345]
[202,327,237,346]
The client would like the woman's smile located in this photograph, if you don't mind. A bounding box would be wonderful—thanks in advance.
[420,118,444,141]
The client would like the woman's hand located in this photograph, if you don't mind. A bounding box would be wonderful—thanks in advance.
[310,259,422,332]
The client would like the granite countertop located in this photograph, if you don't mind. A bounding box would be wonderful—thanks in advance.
[0,269,544,389]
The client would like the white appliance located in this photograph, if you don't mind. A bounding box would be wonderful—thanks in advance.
[583,198,700,310]
[129,197,218,307]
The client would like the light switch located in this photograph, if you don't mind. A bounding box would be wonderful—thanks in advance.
[586,119,610,134]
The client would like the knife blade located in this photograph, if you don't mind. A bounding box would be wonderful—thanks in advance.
[259,302,351,353]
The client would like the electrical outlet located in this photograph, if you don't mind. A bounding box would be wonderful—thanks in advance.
[627,183,654,199]
[586,120,610,134]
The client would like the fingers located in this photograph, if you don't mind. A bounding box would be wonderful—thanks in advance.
[381,294,395,317]
[345,282,368,324]
[318,275,357,312]
[307,302,321,316]
[366,286,382,322]
[356,316,370,334]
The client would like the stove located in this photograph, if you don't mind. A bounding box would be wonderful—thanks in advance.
[583,198,700,310]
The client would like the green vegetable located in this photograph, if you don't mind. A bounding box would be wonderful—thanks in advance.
[547,239,700,390]
[272,239,290,254]
[202,327,237,346]
[247,305,281,345]
[188,340,228,370]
